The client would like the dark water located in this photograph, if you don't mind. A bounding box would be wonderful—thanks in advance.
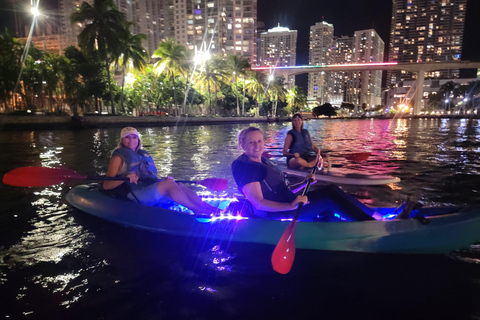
[1,118,480,320]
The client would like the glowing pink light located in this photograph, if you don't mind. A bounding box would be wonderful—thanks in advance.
[252,62,398,70]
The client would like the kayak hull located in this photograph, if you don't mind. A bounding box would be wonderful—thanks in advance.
[66,185,480,254]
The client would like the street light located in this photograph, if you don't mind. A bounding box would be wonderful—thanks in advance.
[31,6,40,17]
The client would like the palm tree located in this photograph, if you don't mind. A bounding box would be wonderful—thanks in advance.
[71,0,129,115]
[286,86,307,114]
[227,54,250,116]
[0,30,23,111]
[152,38,188,116]
[267,76,287,117]
[117,31,148,113]
[194,56,229,115]
[245,72,267,117]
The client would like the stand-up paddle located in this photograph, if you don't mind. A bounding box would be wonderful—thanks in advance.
[271,151,321,274]
[2,167,228,191]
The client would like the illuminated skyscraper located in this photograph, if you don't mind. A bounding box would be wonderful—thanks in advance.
[307,21,334,105]
[172,0,257,64]
[331,35,354,106]
[57,0,257,62]
[388,0,467,84]
[352,29,384,107]
[259,24,297,67]
[59,0,83,50]
[259,24,297,86]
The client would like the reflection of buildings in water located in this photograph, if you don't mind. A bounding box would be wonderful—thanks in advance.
[391,119,408,161]
[385,78,478,113]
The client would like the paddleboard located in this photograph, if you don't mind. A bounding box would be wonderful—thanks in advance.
[282,166,400,186]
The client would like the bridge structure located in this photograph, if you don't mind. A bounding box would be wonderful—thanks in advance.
[252,61,480,115]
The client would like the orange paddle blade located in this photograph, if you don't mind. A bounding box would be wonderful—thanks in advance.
[3,167,86,187]
[271,221,297,274]
[345,152,371,161]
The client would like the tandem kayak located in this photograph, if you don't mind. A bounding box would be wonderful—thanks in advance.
[66,185,480,254]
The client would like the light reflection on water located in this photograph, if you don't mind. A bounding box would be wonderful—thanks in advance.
[0,118,480,318]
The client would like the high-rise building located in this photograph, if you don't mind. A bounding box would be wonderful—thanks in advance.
[169,0,257,64]
[259,24,297,87]
[331,35,354,106]
[352,29,384,107]
[127,0,168,56]
[388,0,467,85]
[57,0,167,56]
[59,0,83,51]
[256,20,266,64]
[57,0,257,63]
[307,21,334,106]
[259,24,297,67]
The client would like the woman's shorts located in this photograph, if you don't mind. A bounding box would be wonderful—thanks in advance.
[286,153,317,168]
[128,183,171,206]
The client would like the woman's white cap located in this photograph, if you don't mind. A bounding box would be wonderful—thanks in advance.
[120,127,140,138]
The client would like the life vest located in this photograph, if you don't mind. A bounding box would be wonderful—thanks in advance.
[112,147,158,190]
[232,154,295,217]
[288,129,314,156]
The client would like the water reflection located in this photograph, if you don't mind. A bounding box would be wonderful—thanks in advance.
[1,119,480,318]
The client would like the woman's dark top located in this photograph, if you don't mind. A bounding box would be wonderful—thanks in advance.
[286,129,317,166]
[231,154,295,217]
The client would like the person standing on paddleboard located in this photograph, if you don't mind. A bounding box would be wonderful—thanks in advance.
[103,127,218,214]
[282,113,321,169]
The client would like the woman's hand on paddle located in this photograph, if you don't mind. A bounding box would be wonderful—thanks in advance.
[291,195,308,209]
[126,173,139,184]
[305,174,316,182]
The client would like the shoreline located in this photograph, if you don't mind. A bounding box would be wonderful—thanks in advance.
[0,114,478,131]
[0,115,290,131]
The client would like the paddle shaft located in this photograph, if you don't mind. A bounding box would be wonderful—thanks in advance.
[271,151,321,274]
[292,174,315,220]
[84,176,194,184]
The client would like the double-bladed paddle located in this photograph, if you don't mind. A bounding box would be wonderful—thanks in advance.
[2,167,228,191]
[271,151,321,274]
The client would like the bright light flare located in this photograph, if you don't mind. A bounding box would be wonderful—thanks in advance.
[31,6,40,17]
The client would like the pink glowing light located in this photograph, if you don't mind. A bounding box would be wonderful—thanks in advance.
[252,62,398,70]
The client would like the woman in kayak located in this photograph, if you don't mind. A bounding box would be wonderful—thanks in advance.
[232,126,379,221]
[103,127,218,214]
[282,113,321,169]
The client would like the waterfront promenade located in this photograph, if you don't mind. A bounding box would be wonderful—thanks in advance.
[0,113,478,130]
[0,114,290,130]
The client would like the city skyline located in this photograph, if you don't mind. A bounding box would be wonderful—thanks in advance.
[258,0,479,65]
[1,0,478,94]
[2,0,478,62]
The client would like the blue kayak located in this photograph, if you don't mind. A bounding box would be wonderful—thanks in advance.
[66,185,480,254]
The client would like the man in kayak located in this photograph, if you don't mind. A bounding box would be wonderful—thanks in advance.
[282,113,321,169]
[232,126,377,221]
[103,127,218,214]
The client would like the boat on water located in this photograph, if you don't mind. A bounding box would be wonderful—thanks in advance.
[66,184,480,254]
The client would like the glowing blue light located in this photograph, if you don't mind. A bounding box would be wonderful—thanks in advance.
[333,213,348,221]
